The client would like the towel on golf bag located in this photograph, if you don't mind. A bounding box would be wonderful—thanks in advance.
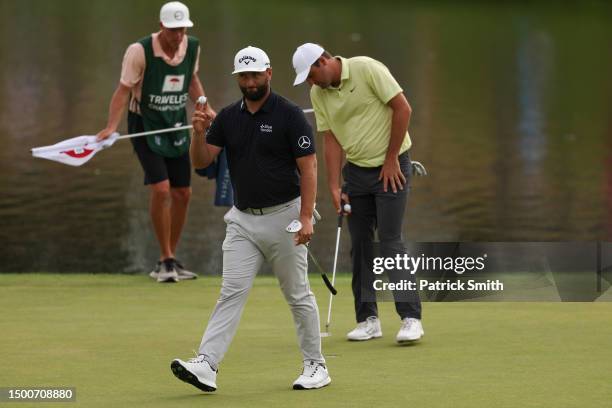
[195,148,234,207]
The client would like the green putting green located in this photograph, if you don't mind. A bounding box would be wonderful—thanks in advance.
[1,274,610,407]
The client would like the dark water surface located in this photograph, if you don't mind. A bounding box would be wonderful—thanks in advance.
[1,1,611,273]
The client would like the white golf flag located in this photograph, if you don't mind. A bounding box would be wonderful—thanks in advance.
[31,133,119,166]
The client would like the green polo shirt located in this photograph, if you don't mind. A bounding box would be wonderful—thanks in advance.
[310,56,411,167]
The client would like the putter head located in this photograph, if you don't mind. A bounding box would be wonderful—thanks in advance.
[411,160,427,176]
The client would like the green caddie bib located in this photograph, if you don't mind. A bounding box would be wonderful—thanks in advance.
[138,35,198,157]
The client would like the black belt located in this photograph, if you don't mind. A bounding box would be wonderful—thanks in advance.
[241,199,298,216]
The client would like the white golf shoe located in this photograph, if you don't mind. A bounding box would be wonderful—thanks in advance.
[292,361,331,390]
[396,318,424,343]
[150,259,197,281]
[174,259,198,280]
[171,355,217,392]
[149,261,161,280]
[156,259,179,283]
[346,316,382,341]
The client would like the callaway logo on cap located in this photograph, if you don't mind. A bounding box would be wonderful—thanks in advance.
[232,46,271,74]
[239,56,257,65]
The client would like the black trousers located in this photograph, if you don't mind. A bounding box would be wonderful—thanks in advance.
[344,152,422,323]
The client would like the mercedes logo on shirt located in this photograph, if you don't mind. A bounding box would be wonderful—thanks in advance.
[298,136,311,149]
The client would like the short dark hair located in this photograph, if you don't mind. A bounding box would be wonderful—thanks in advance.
[312,50,332,67]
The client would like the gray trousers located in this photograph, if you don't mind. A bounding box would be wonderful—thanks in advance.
[198,197,325,369]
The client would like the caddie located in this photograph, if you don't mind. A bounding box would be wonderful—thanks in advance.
[96,2,216,282]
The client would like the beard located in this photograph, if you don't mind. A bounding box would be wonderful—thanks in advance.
[240,82,269,101]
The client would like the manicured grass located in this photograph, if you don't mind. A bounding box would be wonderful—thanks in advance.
[1,274,610,407]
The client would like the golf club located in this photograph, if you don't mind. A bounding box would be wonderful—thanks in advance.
[320,198,351,337]
[285,210,337,295]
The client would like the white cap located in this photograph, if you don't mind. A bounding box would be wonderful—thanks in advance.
[292,43,324,86]
[232,46,271,74]
[160,2,194,28]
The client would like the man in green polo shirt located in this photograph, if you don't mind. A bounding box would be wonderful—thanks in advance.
[292,43,424,343]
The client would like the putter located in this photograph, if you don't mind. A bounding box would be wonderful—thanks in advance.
[320,200,351,337]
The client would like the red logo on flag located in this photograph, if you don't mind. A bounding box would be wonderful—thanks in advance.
[61,148,95,158]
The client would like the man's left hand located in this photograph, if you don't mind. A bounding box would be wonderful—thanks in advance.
[379,157,406,193]
[295,216,314,245]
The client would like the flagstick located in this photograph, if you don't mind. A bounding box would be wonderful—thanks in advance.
[117,110,314,139]
[31,109,315,154]
[114,125,193,141]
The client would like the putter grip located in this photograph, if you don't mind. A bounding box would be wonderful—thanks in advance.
[322,274,338,295]
[338,198,348,227]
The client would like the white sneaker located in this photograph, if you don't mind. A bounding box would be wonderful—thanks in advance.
[149,261,161,280]
[396,318,424,343]
[150,259,197,281]
[292,361,331,390]
[175,259,198,280]
[346,316,382,341]
[171,355,217,392]
[157,259,179,283]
